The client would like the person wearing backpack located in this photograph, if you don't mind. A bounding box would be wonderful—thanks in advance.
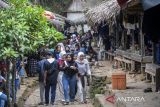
[44,52,59,106]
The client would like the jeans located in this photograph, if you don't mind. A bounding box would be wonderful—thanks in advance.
[39,82,45,103]
[0,93,7,107]
[45,82,57,104]
[62,74,77,102]
[15,79,20,100]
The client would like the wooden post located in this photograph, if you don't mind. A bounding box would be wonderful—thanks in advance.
[132,29,135,52]
[139,14,145,73]
[153,43,156,63]
[122,29,126,50]
[140,14,145,57]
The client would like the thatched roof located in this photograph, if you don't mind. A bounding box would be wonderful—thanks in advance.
[85,0,120,24]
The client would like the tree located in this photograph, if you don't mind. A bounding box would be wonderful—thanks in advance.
[0,0,63,106]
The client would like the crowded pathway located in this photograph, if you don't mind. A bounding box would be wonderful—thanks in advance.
[24,82,93,107]
[25,31,96,106]
[0,30,97,107]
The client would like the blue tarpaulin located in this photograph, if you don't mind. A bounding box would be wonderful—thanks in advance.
[142,0,160,10]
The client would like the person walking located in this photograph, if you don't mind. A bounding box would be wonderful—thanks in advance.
[76,52,91,104]
[29,54,37,77]
[54,45,61,60]
[44,52,59,106]
[37,53,46,105]
[0,85,7,107]
[65,45,71,54]
[19,61,27,85]
[62,54,78,105]
[57,51,66,103]
[74,43,80,55]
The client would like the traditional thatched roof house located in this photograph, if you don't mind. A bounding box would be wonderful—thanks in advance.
[66,0,103,33]
[86,0,120,24]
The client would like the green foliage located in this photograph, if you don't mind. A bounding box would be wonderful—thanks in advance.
[0,0,64,59]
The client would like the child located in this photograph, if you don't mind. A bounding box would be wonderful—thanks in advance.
[19,62,26,85]
[0,85,7,107]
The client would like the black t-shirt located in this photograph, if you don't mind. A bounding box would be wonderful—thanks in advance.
[64,61,78,77]
[44,60,59,84]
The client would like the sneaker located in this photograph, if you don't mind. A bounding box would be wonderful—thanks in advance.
[70,101,74,105]
[45,103,49,106]
[80,102,84,104]
[84,100,87,104]
[50,102,54,105]
[38,102,44,105]
[63,102,69,105]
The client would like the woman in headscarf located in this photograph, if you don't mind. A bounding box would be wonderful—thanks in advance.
[76,52,91,104]
[80,42,87,54]
[62,54,78,105]
[57,43,65,52]
[65,45,70,54]
[57,51,66,102]
[74,43,80,55]
[70,34,78,45]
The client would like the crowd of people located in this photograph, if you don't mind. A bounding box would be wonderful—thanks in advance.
[0,30,99,106]
[37,31,98,106]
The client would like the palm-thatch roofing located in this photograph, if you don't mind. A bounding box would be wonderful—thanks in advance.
[85,0,120,24]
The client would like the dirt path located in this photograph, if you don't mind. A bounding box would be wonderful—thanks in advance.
[24,87,93,107]
[17,77,38,107]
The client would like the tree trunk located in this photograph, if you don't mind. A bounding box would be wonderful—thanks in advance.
[11,59,16,106]
[6,59,11,107]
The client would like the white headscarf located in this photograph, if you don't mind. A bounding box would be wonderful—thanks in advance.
[76,52,91,75]
[77,52,88,63]
[72,34,76,39]
[59,51,66,59]
[57,43,65,51]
